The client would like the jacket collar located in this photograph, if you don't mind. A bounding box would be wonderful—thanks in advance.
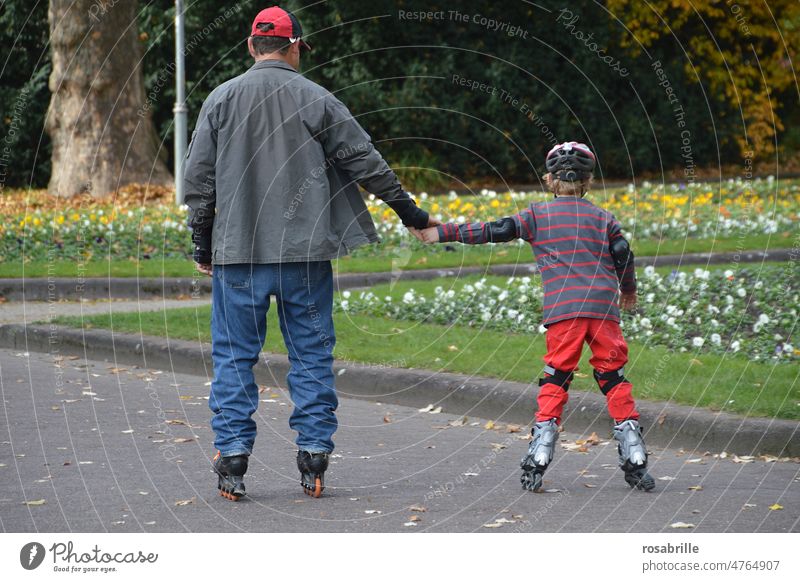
[249,59,297,73]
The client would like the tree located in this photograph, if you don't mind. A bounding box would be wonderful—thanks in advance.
[45,0,171,198]
[606,0,800,161]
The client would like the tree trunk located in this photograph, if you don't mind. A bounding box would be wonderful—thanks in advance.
[45,0,171,198]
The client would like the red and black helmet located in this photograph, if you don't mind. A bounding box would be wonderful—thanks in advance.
[545,141,596,181]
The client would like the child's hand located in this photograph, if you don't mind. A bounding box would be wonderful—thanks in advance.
[419,226,440,244]
[620,291,637,311]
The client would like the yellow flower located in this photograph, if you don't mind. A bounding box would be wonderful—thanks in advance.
[490,199,500,208]
[57,215,65,225]
[33,217,41,226]
[431,203,440,212]
[72,213,80,221]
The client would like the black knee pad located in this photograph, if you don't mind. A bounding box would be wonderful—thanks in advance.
[538,365,574,390]
[594,367,626,395]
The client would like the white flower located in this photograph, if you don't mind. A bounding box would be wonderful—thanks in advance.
[645,293,655,303]
[754,281,763,289]
[340,300,349,310]
[783,343,794,353]
[730,340,741,352]
[711,333,721,346]
[402,291,415,304]
[644,266,655,278]
[538,325,547,334]
[737,288,746,298]
[758,313,770,325]
[640,318,652,329]
[692,337,705,348]
[518,295,528,304]
[724,269,734,278]
[342,291,351,299]
[481,312,492,322]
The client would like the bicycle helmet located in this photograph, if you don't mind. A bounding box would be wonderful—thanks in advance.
[545,141,596,181]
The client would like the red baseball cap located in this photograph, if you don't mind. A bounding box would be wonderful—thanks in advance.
[251,6,312,51]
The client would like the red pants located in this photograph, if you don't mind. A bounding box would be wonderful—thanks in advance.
[536,317,639,424]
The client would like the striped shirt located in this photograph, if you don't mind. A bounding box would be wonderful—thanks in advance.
[437,196,636,326]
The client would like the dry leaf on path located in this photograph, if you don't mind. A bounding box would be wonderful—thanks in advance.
[23,499,46,506]
[409,505,427,512]
[174,497,195,506]
[768,503,784,511]
[669,522,695,529]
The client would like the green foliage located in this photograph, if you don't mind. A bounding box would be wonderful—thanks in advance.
[1,0,797,189]
[0,1,51,189]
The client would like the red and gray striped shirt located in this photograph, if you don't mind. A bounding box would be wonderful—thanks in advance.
[437,196,636,326]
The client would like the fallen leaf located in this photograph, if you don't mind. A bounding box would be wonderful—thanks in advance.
[732,455,755,464]
[23,499,46,506]
[403,521,418,527]
[490,443,507,451]
[742,503,757,509]
[429,406,442,414]
[448,345,459,351]
[364,510,381,514]
[482,522,502,528]
[409,515,422,522]
[448,416,468,427]
[463,472,479,477]
[544,488,562,493]
[685,458,704,464]
[121,429,134,434]
[688,485,703,491]
[166,419,188,426]
[418,404,435,413]
[494,517,515,524]
[382,415,392,424]
[768,503,784,511]
[585,432,602,445]
[484,420,495,430]
[409,505,426,513]
[505,424,521,433]
[584,483,597,488]
[669,522,695,529]
[658,476,676,481]
[174,497,195,506]
[173,438,194,443]
[657,413,667,426]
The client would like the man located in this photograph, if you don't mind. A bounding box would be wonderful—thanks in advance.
[183,5,438,501]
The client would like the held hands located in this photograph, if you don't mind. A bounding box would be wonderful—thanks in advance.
[619,291,637,311]
[407,215,442,243]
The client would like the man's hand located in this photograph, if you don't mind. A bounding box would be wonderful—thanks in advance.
[426,215,442,227]
[418,227,440,244]
[620,291,637,311]
[195,262,213,277]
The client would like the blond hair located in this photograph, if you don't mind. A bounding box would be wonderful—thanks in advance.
[544,173,593,197]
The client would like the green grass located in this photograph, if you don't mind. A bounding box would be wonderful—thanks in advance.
[2,232,793,278]
[52,299,799,421]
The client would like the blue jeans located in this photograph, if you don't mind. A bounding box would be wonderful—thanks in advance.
[209,261,337,457]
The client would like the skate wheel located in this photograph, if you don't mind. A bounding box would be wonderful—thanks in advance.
[219,489,240,502]
[303,476,324,498]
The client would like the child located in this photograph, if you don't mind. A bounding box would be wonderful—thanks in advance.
[418,142,655,492]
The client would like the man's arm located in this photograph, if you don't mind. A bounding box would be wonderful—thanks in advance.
[319,95,431,229]
[429,207,537,244]
[184,96,218,268]
[608,216,637,297]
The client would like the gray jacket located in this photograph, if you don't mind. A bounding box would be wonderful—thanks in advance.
[183,59,428,265]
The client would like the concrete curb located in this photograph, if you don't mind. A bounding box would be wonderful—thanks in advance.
[1,323,796,457]
[0,249,791,302]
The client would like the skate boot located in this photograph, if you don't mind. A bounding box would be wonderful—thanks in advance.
[297,450,329,498]
[520,418,558,492]
[213,451,247,501]
[613,420,655,491]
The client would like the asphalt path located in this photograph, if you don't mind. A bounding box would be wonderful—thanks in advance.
[1,349,797,533]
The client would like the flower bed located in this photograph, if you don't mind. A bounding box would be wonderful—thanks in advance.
[2,178,798,264]
[336,263,799,362]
